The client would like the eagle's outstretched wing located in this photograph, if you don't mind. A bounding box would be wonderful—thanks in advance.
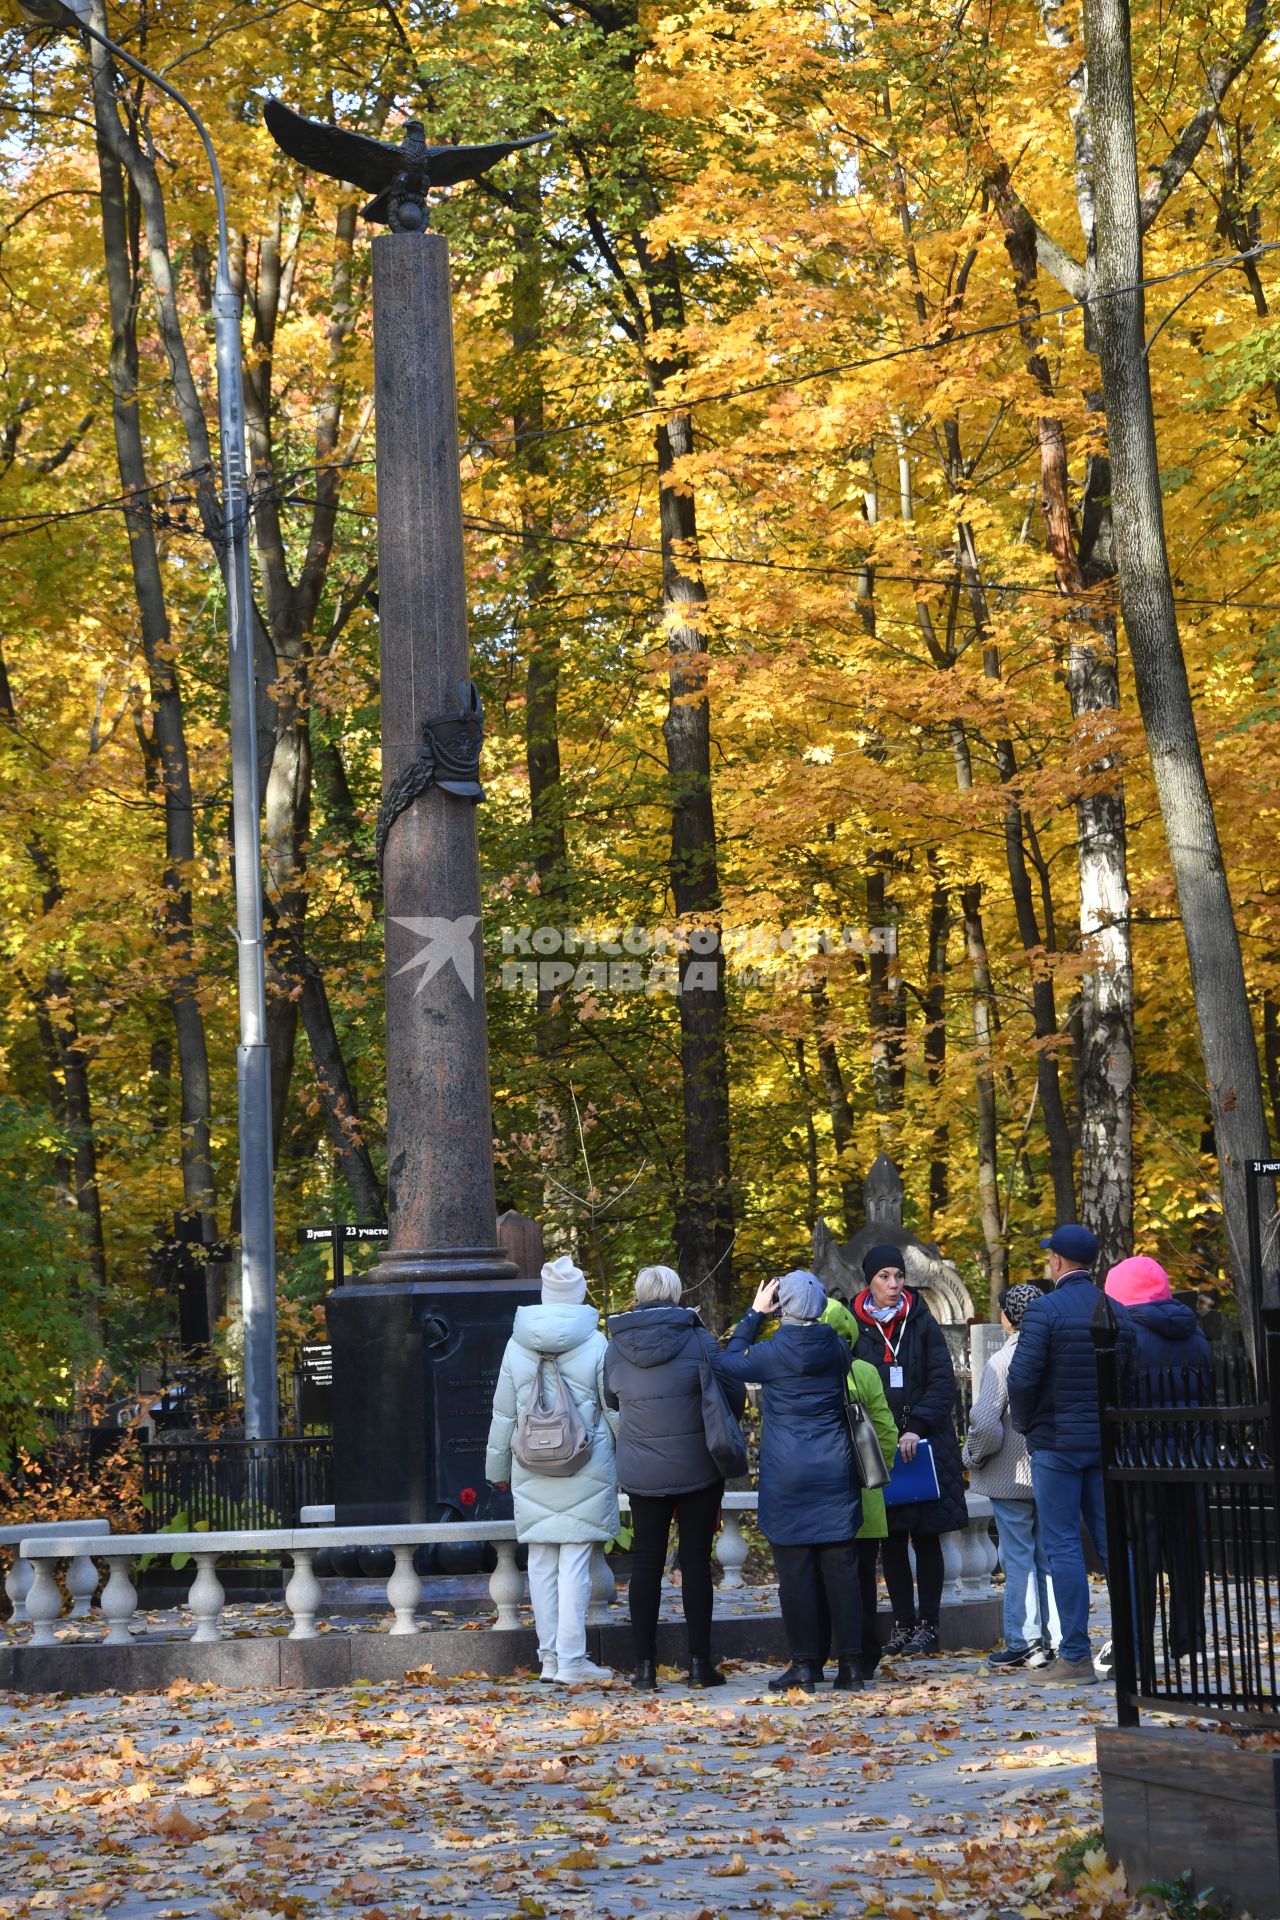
[264,98,402,195]
[423,130,554,189]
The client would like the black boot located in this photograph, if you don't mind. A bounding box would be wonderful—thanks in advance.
[686,1656,727,1688]
[633,1659,659,1691]
[832,1662,864,1691]
[768,1663,819,1694]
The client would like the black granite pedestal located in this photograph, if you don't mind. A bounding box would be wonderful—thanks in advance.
[327,1279,538,1527]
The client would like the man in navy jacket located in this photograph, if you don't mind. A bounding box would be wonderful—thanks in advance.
[1007,1223,1135,1683]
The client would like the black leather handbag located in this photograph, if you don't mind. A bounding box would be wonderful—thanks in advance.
[844,1380,891,1489]
[699,1355,749,1479]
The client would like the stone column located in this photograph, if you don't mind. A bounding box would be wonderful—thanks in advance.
[326,232,535,1526]
[369,230,515,1289]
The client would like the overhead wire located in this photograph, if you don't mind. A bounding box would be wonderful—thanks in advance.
[1,237,1278,607]
[276,489,1280,616]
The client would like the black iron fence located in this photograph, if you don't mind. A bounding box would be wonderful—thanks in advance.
[1094,1306,1279,1728]
[140,1437,334,1533]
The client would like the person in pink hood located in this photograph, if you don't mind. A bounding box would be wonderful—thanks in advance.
[1104,1254,1211,1669]
[1103,1257,1212,1382]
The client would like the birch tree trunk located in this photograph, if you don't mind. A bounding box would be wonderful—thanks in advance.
[996,161,1135,1274]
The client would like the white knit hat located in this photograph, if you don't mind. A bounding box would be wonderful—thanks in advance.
[541,1255,587,1304]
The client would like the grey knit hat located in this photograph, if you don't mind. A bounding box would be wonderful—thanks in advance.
[777,1269,826,1322]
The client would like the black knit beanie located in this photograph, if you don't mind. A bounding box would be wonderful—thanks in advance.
[861,1243,907,1281]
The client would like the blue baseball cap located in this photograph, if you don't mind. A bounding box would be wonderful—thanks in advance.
[1040,1223,1098,1265]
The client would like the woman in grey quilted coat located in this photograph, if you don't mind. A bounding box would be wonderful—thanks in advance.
[485,1256,619,1686]
[963,1281,1060,1669]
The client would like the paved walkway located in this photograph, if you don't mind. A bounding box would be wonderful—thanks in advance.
[0,1651,1130,1919]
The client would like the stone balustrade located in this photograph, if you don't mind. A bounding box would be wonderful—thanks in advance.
[13,1495,997,1651]
[1,1521,111,1625]
[14,1522,521,1649]
[943,1493,1000,1601]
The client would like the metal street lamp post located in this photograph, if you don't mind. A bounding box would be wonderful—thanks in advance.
[19,0,278,1436]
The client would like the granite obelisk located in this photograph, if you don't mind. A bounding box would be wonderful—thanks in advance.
[324,230,534,1525]
[264,104,550,1524]
[366,233,518,1291]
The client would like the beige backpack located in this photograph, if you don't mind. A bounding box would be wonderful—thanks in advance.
[511,1353,594,1476]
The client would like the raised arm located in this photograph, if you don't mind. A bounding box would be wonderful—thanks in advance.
[716,1308,787,1386]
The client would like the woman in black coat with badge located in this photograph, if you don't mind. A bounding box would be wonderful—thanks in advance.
[717,1268,865,1693]
[847,1244,966,1657]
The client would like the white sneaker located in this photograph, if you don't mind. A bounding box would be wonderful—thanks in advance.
[539,1658,558,1683]
[554,1658,613,1685]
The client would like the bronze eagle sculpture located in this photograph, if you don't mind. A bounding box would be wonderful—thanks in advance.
[263,99,552,232]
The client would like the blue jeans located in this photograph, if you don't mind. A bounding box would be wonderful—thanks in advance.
[992,1496,1060,1652]
[1030,1449,1108,1663]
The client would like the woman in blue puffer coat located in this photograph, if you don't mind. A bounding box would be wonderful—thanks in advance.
[717,1269,864,1693]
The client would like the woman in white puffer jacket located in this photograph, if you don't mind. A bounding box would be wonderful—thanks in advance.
[485,1256,619,1685]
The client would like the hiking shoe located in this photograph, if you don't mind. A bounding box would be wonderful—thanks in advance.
[904,1622,940,1657]
[882,1623,915,1657]
[986,1643,1034,1670]
[555,1658,613,1685]
[1039,1655,1098,1685]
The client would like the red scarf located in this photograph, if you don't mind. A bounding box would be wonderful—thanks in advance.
[853,1286,912,1364]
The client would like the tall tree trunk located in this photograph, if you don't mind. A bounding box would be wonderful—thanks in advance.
[946,432,1077,1220]
[808,979,861,1238]
[866,863,906,1120]
[793,1040,822,1231]
[297,955,385,1224]
[1067,445,1134,1272]
[0,650,106,1329]
[951,717,1006,1296]
[652,375,735,1322]
[511,173,576,1241]
[893,409,1004,1277]
[924,877,951,1223]
[88,51,219,1293]
[1083,0,1274,1319]
[997,176,1134,1272]
[962,881,1006,1301]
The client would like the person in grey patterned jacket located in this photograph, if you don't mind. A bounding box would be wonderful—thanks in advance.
[964,1282,1060,1671]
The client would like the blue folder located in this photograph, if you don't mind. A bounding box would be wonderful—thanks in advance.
[882,1438,941,1507]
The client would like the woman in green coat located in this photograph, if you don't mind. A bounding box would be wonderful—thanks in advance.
[824,1301,901,1681]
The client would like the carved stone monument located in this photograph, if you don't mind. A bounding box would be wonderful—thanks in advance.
[266,103,553,1523]
[811,1153,976,1325]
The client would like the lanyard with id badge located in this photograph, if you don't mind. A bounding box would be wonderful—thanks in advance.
[883,1317,908,1391]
